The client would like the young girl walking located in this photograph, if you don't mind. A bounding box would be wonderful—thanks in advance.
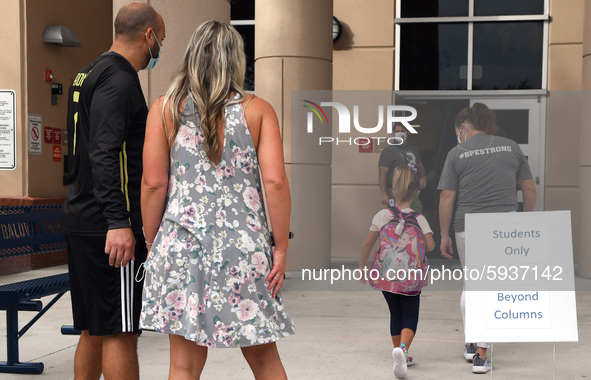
[360,165,435,379]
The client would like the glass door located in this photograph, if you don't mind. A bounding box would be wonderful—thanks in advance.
[470,97,545,210]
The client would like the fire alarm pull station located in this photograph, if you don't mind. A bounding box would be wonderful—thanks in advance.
[45,69,53,82]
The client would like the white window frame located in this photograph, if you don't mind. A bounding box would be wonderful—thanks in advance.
[394,0,550,92]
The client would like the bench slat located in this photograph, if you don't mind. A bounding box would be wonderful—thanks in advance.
[0,273,69,306]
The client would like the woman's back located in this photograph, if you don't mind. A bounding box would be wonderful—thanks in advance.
[439,133,532,232]
[140,94,295,347]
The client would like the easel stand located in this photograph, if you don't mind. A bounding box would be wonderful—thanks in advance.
[487,343,558,379]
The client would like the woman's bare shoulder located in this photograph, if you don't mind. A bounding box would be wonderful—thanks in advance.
[150,95,166,109]
[242,95,276,116]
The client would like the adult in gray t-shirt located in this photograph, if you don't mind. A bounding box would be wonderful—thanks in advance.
[437,102,536,367]
[437,133,533,232]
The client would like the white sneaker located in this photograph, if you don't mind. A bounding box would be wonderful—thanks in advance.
[392,347,407,379]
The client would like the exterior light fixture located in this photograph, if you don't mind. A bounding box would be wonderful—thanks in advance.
[42,25,81,47]
[333,16,342,42]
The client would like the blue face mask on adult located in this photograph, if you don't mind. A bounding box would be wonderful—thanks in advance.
[145,30,161,70]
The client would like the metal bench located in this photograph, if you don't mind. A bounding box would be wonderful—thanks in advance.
[0,204,74,374]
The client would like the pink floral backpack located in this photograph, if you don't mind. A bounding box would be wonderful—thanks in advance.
[369,205,428,295]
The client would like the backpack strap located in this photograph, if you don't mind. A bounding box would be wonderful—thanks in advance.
[387,205,422,233]
[388,205,420,223]
[387,204,402,218]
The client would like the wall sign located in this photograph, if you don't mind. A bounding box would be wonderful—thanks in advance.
[53,145,62,162]
[28,113,42,155]
[53,128,61,144]
[44,126,53,143]
[0,90,16,170]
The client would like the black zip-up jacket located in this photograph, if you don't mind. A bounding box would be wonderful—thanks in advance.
[63,52,148,236]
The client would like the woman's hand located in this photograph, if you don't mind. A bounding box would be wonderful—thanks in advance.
[266,248,287,298]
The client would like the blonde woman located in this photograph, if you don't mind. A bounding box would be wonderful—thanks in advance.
[139,21,294,379]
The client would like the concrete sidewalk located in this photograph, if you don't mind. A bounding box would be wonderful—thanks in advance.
[1,260,590,379]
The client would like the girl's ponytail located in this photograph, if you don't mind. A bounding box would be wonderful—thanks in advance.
[392,165,420,204]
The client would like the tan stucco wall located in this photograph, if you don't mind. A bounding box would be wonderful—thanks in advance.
[331,0,395,258]
[0,0,26,197]
[0,1,112,199]
[578,1,591,277]
[24,0,113,198]
[547,0,585,273]
[256,0,333,270]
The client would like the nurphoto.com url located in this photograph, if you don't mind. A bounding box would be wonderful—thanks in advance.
[301,265,564,285]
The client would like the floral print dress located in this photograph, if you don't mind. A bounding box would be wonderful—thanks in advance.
[140,95,294,347]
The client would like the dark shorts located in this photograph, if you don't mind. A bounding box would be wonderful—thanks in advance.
[66,233,147,336]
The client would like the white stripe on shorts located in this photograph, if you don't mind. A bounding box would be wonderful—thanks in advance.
[120,263,133,332]
[129,260,134,330]
[120,265,126,331]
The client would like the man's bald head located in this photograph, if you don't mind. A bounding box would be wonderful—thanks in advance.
[114,2,161,39]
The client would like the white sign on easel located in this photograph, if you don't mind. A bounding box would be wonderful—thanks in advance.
[0,90,16,170]
[464,211,578,343]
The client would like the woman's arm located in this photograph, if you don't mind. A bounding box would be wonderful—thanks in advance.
[141,96,171,249]
[248,97,290,298]
[439,189,456,260]
[518,178,536,212]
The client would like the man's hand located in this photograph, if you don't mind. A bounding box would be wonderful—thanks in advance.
[440,235,454,260]
[381,193,390,205]
[105,228,136,268]
[420,177,427,190]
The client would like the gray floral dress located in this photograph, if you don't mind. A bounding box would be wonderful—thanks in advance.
[139,95,294,347]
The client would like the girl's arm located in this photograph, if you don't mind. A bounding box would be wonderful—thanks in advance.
[359,231,379,284]
[416,214,436,253]
[424,232,435,252]
[141,96,171,249]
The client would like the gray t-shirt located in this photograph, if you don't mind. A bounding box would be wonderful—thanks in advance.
[437,133,533,232]
[379,143,421,188]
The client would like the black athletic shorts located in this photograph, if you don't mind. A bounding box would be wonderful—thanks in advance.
[66,233,147,336]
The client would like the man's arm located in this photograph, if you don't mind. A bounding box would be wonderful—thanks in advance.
[439,189,456,260]
[417,162,427,189]
[379,166,390,205]
[518,178,536,212]
[88,70,137,268]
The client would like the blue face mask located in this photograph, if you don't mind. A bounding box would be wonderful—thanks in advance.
[145,30,161,70]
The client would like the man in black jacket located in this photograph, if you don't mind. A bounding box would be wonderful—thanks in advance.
[63,3,165,378]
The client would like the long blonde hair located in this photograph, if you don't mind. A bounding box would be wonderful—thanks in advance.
[392,165,420,204]
[163,20,246,164]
